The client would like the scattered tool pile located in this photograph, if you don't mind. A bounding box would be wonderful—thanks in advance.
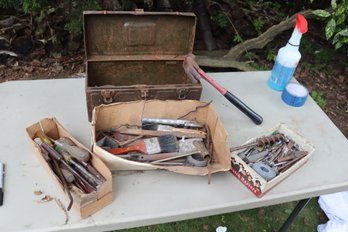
[231,132,308,181]
[34,131,106,210]
[96,118,212,167]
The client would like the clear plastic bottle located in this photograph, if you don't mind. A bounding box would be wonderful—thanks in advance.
[268,14,308,91]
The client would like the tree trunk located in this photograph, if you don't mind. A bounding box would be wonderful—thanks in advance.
[194,0,216,51]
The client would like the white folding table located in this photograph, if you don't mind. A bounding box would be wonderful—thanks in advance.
[0,71,347,232]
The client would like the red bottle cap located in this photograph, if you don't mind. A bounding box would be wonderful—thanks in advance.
[296,14,308,33]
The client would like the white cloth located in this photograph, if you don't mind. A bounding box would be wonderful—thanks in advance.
[216,226,227,232]
[318,191,348,232]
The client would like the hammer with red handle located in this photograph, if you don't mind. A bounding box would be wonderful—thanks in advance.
[183,55,263,125]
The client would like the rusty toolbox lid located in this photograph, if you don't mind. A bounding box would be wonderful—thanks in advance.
[83,10,196,60]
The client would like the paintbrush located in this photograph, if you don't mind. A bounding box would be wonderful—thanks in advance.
[142,118,204,128]
[115,127,205,139]
[151,140,210,164]
[107,135,179,155]
[142,124,206,138]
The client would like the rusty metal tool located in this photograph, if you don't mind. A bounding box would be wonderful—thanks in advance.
[79,160,106,182]
[230,133,285,152]
[56,147,103,188]
[142,118,204,128]
[34,138,96,193]
[150,151,200,164]
[183,55,263,125]
[142,124,206,138]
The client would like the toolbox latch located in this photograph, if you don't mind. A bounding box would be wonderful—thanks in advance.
[140,88,149,99]
[177,88,189,100]
[101,90,115,104]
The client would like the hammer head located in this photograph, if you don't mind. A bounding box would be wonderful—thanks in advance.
[183,54,202,84]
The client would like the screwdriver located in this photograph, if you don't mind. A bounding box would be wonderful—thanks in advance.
[34,138,96,192]
[56,147,103,188]
[52,139,90,162]
[36,131,91,162]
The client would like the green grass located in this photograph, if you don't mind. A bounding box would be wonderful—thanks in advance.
[116,198,327,232]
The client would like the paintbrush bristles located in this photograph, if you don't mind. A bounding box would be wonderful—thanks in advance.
[108,134,179,155]
[156,135,179,153]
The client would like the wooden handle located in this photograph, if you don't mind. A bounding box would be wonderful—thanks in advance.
[117,128,206,139]
[108,145,144,155]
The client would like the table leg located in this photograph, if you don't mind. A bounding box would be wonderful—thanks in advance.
[278,198,312,232]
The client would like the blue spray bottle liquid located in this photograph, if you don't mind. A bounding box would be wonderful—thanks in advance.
[268,14,308,91]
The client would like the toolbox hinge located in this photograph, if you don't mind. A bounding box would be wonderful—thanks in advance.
[177,88,189,100]
[101,90,115,104]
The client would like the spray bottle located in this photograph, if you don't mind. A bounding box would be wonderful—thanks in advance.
[268,14,308,91]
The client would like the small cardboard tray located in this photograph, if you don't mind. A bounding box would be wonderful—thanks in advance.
[91,100,231,175]
[26,117,112,218]
[230,123,315,197]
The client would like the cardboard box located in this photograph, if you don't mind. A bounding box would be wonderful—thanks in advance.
[91,100,231,175]
[26,118,112,218]
[230,123,315,197]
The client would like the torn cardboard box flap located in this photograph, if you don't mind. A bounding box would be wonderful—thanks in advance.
[91,100,231,175]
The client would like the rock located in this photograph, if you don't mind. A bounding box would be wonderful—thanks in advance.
[0,51,18,65]
[31,59,41,67]
[0,16,15,27]
[23,66,34,73]
[11,36,34,55]
[67,35,82,53]
[52,62,63,73]
[0,36,10,50]
[0,54,7,65]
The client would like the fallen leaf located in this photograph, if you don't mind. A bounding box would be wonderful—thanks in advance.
[303,216,310,226]
[41,195,53,202]
[34,190,43,195]
[284,208,292,214]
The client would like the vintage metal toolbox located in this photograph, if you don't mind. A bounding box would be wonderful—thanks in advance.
[83,10,202,121]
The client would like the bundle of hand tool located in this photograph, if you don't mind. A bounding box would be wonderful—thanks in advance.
[34,131,106,210]
[230,132,308,181]
[96,118,212,167]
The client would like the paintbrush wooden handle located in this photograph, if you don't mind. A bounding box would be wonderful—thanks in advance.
[169,127,206,137]
[117,128,205,139]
